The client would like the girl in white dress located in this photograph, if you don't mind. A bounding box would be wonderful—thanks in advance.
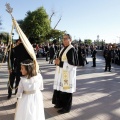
[14,59,45,120]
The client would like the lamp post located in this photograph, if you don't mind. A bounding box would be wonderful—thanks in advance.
[102,39,103,50]
[94,40,95,46]
[104,40,105,49]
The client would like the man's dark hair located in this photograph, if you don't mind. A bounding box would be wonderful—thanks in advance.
[64,34,72,40]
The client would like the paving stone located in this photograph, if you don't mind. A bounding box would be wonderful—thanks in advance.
[0,55,120,120]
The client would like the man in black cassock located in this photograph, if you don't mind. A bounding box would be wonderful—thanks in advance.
[52,34,78,114]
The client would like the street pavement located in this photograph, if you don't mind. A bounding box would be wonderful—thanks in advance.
[0,55,120,120]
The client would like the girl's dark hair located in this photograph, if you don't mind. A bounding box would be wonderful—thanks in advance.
[21,59,37,79]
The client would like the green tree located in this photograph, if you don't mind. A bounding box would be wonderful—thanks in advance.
[46,29,65,43]
[84,39,92,45]
[0,32,9,43]
[18,7,51,43]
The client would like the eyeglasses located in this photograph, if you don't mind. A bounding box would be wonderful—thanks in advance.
[63,38,69,40]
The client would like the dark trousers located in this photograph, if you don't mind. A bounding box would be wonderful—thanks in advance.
[8,70,21,95]
[105,59,111,71]
[15,70,21,94]
[52,90,72,111]
[85,58,88,64]
[93,58,96,67]
[52,90,61,106]
[49,56,54,64]
[8,72,16,95]
[115,58,119,64]
[46,52,49,61]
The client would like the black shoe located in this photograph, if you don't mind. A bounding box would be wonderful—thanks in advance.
[91,66,96,67]
[57,109,70,114]
[86,62,89,64]
[7,94,11,99]
[54,105,62,108]
[15,102,17,105]
[104,70,107,72]
[15,90,17,95]
[109,70,111,72]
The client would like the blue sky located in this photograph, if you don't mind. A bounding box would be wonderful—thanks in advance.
[0,0,120,43]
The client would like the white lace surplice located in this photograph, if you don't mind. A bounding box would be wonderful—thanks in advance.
[14,73,45,120]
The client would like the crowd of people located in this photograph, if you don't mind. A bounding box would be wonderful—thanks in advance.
[29,41,120,70]
[103,44,120,72]
[1,35,120,119]
[1,40,120,69]
[0,43,7,62]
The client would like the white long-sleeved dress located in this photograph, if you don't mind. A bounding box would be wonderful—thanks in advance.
[14,73,45,120]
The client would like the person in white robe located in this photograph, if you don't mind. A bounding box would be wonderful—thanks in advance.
[14,59,45,120]
[52,34,78,114]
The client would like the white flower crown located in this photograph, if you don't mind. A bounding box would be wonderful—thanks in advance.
[21,63,34,66]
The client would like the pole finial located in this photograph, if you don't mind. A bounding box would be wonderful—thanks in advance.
[5,3,13,14]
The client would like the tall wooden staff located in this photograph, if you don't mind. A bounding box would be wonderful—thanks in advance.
[0,3,13,69]
[4,3,15,90]
[5,3,14,71]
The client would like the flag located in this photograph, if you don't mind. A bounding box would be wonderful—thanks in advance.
[12,18,39,73]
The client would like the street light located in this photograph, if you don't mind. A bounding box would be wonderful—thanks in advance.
[102,39,104,50]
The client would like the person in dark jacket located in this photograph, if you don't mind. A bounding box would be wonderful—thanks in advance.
[104,45,113,72]
[91,46,97,67]
[49,44,55,64]
[44,43,49,61]
[78,45,85,66]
